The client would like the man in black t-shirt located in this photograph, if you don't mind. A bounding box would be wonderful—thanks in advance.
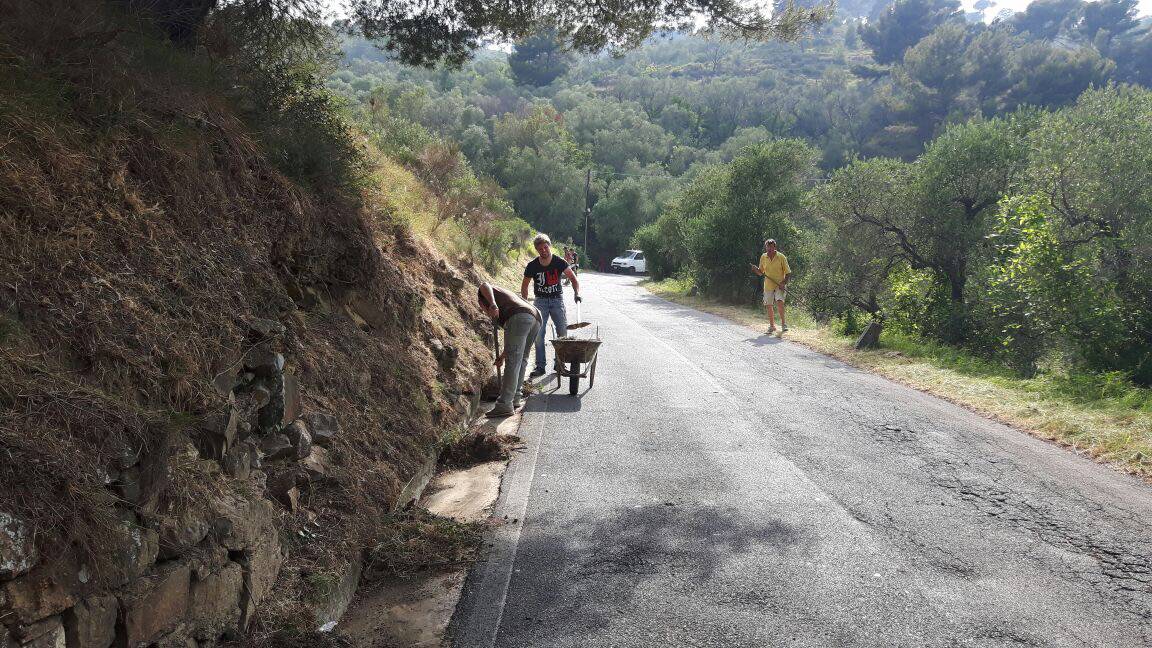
[521,233,581,377]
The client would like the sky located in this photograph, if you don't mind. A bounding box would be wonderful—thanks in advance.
[970,0,1152,18]
[319,0,1152,25]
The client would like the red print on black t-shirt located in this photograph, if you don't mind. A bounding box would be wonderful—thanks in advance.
[525,257,569,299]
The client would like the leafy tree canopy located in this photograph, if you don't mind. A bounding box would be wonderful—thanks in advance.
[508,29,573,86]
[347,0,835,67]
[860,0,964,64]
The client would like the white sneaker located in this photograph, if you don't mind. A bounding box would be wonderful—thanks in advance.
[781,325,789,333]
[767,325,777,334]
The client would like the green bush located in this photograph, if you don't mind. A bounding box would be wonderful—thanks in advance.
[681,140,816,301]
[206,10,367,196]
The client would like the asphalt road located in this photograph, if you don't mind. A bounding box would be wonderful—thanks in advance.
[451,272,1152,648]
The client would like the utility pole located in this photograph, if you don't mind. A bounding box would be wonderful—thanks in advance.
[582,167,592,264]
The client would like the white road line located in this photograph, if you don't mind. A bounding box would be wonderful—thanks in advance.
[485,401,548,648]
[451,379,554,647]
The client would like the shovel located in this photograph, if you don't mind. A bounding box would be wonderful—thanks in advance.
[492,322,502,386]
[568,298,591,330]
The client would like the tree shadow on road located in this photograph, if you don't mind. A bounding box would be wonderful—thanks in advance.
[633,292,736,328]
[498,503,805,640]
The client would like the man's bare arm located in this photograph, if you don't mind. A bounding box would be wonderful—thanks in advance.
[480,283,499,319]
[564,268,581,298]
[520,276,532,300]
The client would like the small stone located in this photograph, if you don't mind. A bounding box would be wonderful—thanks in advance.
[111,466,142,504]
[301,412,339,448]
[245,318,286,341]
[251,385,272,408]
[259,434,294,461]
[281,374,301,426]
[855,320,883,350]
[300,447,331,480]
[157,508,212,560]
[243,350,284,378]
[222,441,257,480]
[283,487,300,511]
[428,338,458,370]
[115,446,140,471]
[264,465,301,507]
[283,420,312,459]
[197,405,238,461]
[189,545,229,581]
[210,492,276,552]
[115,514,159,577]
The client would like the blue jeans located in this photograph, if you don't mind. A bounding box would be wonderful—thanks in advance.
[534,297,567,372]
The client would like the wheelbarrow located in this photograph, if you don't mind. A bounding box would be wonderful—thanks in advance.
[550,337,601,396]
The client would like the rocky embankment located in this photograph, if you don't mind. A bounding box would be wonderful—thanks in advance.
[0,3,495,645]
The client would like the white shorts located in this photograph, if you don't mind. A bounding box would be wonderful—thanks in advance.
[763,288,786,305]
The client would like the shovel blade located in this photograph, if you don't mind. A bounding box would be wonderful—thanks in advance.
[567,322,592,329]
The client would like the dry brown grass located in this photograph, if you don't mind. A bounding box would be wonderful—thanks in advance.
[644,279,1152,479]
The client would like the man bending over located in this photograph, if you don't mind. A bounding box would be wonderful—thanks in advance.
[479,282,541,418]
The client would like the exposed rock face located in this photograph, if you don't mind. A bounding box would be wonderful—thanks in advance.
[18,616,65,648]
[310,555,364,629]
[1,568,77,625]
[62,594,118,648]
[120,561,192,647]
[189,562,244,640]
[238,534,284,628]
[429,338,459,370]
[0,512,36,580]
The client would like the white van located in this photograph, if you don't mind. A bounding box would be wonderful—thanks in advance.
[611,250,647,274]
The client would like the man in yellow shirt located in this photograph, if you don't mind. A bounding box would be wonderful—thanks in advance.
[749,238,792,336]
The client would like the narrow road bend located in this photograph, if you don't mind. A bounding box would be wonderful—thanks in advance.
[451,272,1152,648]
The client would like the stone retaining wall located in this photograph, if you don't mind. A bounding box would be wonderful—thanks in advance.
[0,318,374,648]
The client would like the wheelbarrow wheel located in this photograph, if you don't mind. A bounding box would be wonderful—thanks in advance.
[569,361,580,395]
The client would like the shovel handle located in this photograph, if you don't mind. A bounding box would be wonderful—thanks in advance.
[492,322,502,385]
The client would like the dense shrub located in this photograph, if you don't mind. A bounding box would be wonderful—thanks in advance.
[808,86,1152,385]
[643,141,815,301]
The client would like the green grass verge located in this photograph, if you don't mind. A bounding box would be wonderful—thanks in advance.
[643,277,1152,479]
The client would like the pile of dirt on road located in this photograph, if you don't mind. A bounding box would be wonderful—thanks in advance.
[0,1,496,643]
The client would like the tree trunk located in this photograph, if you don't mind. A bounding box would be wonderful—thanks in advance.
[855,320,883,350]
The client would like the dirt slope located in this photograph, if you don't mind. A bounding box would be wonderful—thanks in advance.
[0,2,495,644]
